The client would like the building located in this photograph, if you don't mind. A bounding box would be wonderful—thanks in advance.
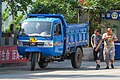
[102,10,120,41]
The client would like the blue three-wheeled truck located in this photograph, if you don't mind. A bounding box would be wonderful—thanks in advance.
[15,14,89,71]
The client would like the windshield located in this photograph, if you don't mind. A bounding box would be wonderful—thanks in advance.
[21,21,52,37]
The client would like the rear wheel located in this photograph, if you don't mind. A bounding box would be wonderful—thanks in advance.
[38,57,48,68]
[71,47,82,68]
[31,53,37,71]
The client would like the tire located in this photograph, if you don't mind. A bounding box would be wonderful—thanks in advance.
[71,47,82,68]
[31,53,37,71]
[38,58,48,68]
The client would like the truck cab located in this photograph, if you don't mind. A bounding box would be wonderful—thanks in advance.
[18,15,64,56]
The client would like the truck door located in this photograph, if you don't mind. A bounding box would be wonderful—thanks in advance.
[53,23,64,56]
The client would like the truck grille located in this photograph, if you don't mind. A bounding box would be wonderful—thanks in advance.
[37,42,44,46]
[23,42,44,46]
[23,42,29,46]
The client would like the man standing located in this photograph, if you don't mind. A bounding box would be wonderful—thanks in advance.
[96,28,118,69]
[91,29,102,70]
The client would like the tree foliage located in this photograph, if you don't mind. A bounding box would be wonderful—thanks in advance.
[2,0,33,32]
[2,0,33,16]
[79,0,120,46]
[30,0,79,23]
[79,0,120,34]
[2,0,33,21]
[2,0,120,32]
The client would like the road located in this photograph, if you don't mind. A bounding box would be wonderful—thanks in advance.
[0,60,120,80]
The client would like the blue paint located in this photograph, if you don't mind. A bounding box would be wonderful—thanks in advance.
[102,10,120,20]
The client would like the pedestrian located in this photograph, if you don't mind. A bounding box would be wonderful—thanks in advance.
[95,28,118,69]
[91,29,102,70]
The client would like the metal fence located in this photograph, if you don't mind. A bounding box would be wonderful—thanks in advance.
[0,33,17,46]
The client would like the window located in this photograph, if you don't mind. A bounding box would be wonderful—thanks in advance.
[54,24,62,36]
[21,21,51,37]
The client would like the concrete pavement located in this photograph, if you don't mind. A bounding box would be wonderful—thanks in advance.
[0,60,120,80]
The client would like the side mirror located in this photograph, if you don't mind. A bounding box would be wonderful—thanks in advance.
[50,36,53,39]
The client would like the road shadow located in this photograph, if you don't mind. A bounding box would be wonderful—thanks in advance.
[0,61,120,79]
[0,60,120,72]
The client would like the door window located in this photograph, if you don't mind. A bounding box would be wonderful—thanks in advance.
[54,24,62,36]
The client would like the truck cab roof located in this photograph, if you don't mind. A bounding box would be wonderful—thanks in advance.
[24,17,61,23]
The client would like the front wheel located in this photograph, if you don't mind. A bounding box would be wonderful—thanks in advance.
[71,47,83,68]
[31,53,37,71]
[38,57,48,68]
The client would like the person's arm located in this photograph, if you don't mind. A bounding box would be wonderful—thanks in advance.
[102,34,108,40]
[95,34,103,51]
[109,34,118,42]
[113,38,118,41]
[91,35,94,48]
[91,39,94,48]
[95,40,103,51]
[109,38,118,42]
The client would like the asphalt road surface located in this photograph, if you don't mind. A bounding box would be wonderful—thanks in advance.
[0,60,120,80]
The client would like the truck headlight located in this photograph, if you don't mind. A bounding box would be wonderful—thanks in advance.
[44,41,53,47]
[17,41,23,46]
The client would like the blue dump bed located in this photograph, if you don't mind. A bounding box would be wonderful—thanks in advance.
[66,23,89,51]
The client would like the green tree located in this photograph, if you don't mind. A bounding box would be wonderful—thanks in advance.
[30,0,79,23]
[79,0,120,46]
[2,0,33,20]
[84,0,119,25]
[5,14,23,32]
[79,0,120,33]
[2,0,33,32]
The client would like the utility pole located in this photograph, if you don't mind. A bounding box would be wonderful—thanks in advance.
[0,0,2,46]
[0,0,1,31]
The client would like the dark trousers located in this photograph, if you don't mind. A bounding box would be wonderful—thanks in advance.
[93,48,102,60]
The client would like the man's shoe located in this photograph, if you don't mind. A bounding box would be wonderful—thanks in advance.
[105,66,109,69]
[111,64,114,69]
[96,65,100,70]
